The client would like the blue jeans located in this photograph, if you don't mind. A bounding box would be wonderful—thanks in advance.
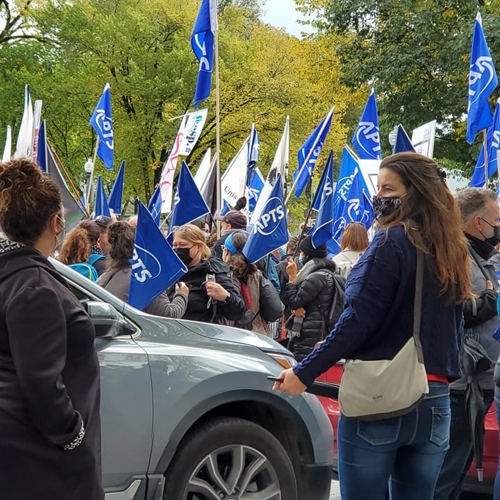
[338,382,450,500]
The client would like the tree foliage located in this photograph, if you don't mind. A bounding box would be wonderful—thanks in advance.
[0,0,358,218]
[297,0,500,172]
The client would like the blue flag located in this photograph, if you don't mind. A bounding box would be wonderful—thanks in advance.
[471,101,500,187]
[310,152,335,248]
[312,151,334,211]
[89,83,114,170]
[352,89,382,160]
[329,147,374,254]
[467,13,498,144]
[247,167,265,215]
[169,161,210,233]
[293,108,334,197]
[247,125,260,181]
[243,175,288,263]
[148,186,162,226]
[94,176,111,217]
[36,120,47,172]
[191,0,217,107]
[220,199,231,216]
[108,160,125,215]
[393,124,415,154]
[129,201,187,310]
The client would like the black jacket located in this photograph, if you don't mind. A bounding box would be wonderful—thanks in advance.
[0,239,103,500]
[281,258,336,361]
[176,256,245,323]
[211,230,237,260]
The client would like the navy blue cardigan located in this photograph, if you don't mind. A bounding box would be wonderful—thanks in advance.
[294,226,463,387]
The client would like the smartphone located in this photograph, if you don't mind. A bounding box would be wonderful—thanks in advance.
[267,376,284,383]
[206,274,216,308]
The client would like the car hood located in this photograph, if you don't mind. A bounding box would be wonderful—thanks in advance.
[134,312,290,355]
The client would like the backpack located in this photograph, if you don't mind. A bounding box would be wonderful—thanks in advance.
[318,270,346,337]
[68,262,99,282]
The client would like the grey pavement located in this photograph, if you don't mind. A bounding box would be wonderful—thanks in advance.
[330,480,340,500]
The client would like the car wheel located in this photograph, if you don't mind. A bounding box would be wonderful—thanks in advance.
[163,417,298,500]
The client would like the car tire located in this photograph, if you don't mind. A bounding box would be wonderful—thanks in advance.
[163,416,298,500]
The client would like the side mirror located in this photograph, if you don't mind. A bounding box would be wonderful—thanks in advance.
[86,301,137,338]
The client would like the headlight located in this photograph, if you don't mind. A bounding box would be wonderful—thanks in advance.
[268,353,297,370]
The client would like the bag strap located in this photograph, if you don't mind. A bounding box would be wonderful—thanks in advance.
[413,250,425,363]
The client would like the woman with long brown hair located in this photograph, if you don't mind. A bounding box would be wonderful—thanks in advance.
[274,152,471,499]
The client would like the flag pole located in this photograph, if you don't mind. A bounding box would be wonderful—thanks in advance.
[285,107,334,205]
[86,137,99,211]
[214,11,221,239]
[483,129,489,189]
[291,157,330,259]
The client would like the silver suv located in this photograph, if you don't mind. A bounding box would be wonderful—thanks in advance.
[54,260,333,500]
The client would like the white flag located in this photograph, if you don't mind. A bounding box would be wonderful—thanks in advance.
[221,137,249,208]
[2,126,12,162]
[178,108,208,156]
[193,148,212,190]
[14,85,34,158]
[160,109,209,213]
[267,116,290,184]
[31,100,43,160]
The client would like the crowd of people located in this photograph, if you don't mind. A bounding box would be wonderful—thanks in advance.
[2,153,500,499]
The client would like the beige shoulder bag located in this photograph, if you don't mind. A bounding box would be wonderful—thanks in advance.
[339,250,429,420]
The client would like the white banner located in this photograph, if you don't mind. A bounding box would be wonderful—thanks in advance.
[193,148,212,189]
[411,120,437,158]
[14,85,34,159]
[2,125,11,162]
[221,137,249,208]
[31,100,43,160]
[268,116,289,183]
[178,108,208,156]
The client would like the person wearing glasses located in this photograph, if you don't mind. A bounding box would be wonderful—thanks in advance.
[0,158,103,499]
[172,224,245,323]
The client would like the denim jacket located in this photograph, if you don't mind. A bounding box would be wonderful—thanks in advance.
[294,226,463,387]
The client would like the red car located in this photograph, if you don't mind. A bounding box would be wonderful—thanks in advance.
[316,362,499,494]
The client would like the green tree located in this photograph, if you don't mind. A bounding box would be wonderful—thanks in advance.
[297,0,500,173]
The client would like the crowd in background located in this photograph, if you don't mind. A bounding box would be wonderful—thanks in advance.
[4,154,500,499]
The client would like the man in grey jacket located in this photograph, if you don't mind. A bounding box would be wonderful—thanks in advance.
[435,188,500,499]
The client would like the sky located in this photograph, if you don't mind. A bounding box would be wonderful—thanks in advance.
[261,0,314,38]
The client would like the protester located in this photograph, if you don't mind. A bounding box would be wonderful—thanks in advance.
[280,235,336,361]
[495,295,500,500]
[78,219,107,275]
[97,222,188,317]
[212,210,247,259]
[222,231,282,334]
[0,158,103,499]
[333,222,370,278]
[94,213,117,255]
[59,225,100,281]
[435,188,500,499]
[274,152,471,500]
[190,216,211,240]
[276,235,301,290]
[172,224,245,323]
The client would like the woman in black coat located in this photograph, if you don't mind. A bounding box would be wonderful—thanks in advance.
[281,236,336,361]
[0,159,103,500]
[172,224,245,323]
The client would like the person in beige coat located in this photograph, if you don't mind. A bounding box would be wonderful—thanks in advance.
[332,222,369,278]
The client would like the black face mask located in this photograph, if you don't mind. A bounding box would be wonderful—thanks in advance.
[372,195,402,219]
[174,247,193,267]
[480,218,500,248]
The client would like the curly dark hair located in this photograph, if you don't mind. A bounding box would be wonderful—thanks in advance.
[0,158,61,244]
[59,227,92,264]
[225,231,257,283]
[107,221,135,270]
[78,219,101,245]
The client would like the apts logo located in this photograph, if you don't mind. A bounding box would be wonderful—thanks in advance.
[255,197,285,236]
[131,244,161,283]
[93,108,113,149]
[469,56,496,106]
